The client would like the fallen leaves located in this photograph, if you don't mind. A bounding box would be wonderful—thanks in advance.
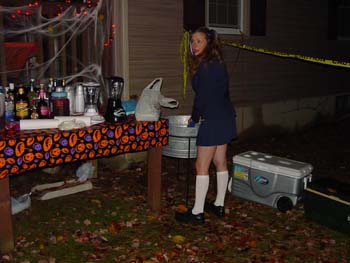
[171,235,186,244]
[6,122,350,262]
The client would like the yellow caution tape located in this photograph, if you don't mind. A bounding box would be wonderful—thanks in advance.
[180,31,190,98]
[180,31,350,99]
[222,41,350,68]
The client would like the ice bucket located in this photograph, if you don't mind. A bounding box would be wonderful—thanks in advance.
[162,115,199,159]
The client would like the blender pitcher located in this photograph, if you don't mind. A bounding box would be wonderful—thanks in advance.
[104,76,126,123]
[83,82,100,116]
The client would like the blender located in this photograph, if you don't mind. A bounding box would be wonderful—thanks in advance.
[104,76,126,123]
[82,82,100,116]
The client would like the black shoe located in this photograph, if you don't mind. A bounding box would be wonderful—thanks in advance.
[175,209,205,224]
[205,201,225,218]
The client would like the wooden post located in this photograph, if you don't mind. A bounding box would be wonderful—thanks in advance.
[112,0,129,100]
[82,27,89,81]
[0,12,7,87]
[71,34,78,82]
[36,9,44,69]
[0,177,14,253]
[60,24,67,77]
[48,10,56,77]
[147,146,162,212]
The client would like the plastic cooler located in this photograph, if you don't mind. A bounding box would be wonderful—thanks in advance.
[231,151,313,212]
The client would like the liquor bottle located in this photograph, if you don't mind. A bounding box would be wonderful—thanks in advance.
[5,83,15,124]
[30,104,39,119]
[35,79,41,95]
[0,86,5,130]
[47,77,54,97]
[37,84,50,119]
[47,78,54,118]
[27,78,37,116]
[15,86,29,120]
[53,79,59,92]
[51,90,69,117]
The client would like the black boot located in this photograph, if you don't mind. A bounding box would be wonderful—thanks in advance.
[205,201,225,218]
[175,209,205,224]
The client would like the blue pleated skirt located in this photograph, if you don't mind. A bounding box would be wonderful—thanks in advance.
[196,118,237,146]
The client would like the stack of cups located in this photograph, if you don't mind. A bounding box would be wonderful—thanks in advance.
[65,85,75,115]
[75,85,85,115]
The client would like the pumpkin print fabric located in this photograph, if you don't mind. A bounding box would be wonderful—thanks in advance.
[0,119,169,179]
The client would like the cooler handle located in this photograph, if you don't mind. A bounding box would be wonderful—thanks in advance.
[303,174,312,189]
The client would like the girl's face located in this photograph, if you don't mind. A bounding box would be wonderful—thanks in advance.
[191,32,208,57]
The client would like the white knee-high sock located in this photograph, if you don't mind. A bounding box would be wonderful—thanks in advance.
[214,170,229,207]
[192,175,209,215]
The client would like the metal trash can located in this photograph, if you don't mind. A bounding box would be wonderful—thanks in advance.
[162,115,199,206]
[162,115,198,159]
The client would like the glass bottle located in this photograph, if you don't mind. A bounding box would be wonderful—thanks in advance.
[52,79,58,93]
[47,77,54,96]
[50,90,70,117]
[5,83,15,124]
[27,78,37,117]
[37,84,50,119]
[0,86,5,131]
[15,86,29,120]
[30,104,39,120]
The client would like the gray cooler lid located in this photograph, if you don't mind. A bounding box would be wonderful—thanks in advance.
[233,151,313,178]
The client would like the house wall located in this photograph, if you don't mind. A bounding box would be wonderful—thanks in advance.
[128,0,350,137]
[222,0,350,136]
[128,0,192,118]
[224,0,350,105]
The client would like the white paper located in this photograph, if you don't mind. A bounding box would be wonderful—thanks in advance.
[20,119,60,130]
[54,116,91,126]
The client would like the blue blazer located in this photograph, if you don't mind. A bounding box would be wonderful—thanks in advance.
[191,59,236,122]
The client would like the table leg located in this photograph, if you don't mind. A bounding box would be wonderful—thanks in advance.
[89,159,98,179]
[147,147,162,212]
[0,177,14,253]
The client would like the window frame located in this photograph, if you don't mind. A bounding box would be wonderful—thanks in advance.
[337,0,350,40]
[205,0,247,35]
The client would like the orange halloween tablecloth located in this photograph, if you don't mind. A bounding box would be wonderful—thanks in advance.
[0,119,168,179]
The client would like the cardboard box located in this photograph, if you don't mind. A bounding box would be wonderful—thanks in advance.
[304,178,350,234]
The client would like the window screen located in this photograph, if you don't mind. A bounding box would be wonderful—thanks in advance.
[208,0,240,29]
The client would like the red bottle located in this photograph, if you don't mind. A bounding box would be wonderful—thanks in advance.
[37,85,50,119]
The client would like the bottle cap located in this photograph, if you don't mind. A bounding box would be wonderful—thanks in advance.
[55,86,64,92]
[65,85,73,92]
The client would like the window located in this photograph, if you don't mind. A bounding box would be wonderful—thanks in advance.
[337,0,350,39]
[206,0,244,35]
[183,0,265,36]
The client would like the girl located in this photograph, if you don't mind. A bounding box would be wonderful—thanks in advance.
[175,27,237,224]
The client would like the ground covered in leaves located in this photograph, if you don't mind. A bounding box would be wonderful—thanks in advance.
[2,118,350,263]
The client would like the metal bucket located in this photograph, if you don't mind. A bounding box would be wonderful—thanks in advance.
[162,115,199,159]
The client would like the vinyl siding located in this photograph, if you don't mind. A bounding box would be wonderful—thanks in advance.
[128,0,350,115]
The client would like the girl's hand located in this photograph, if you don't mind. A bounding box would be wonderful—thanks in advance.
[187,118,196,127]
